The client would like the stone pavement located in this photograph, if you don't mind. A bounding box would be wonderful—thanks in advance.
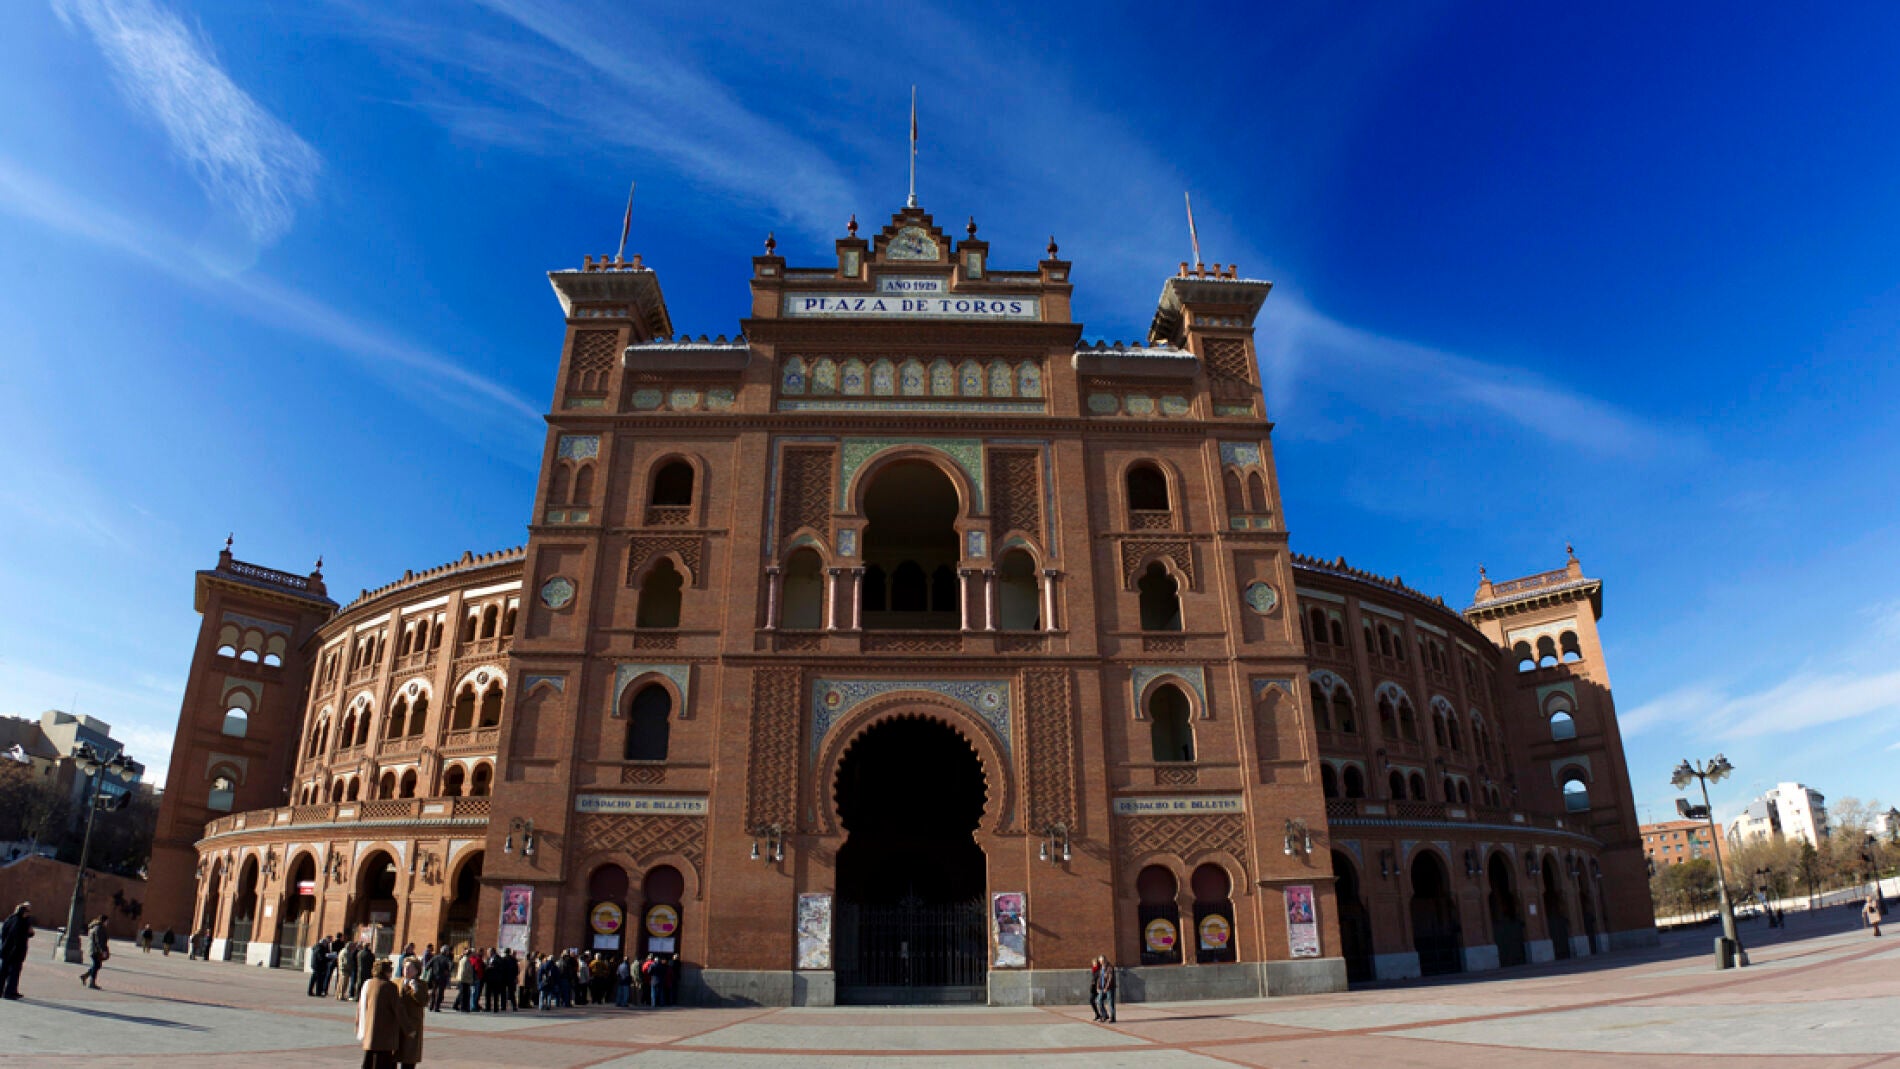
[3,909,1895,1067]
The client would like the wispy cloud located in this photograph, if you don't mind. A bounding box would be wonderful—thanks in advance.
[54,0,320,245]
[0,155,541,433]
[1621,602,1900,740]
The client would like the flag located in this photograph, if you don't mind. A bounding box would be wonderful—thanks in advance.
[616,181,636,262]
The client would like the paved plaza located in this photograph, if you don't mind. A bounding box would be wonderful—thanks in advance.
[2,911,1895,1067]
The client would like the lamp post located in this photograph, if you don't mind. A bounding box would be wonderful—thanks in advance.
[1672,754,1743,968]
[58,743,134,963]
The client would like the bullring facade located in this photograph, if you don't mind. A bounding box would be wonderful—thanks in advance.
[146,204,1655,1004]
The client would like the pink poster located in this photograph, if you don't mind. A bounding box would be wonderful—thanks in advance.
[499,884,532,953]
[1285,884,1320,958]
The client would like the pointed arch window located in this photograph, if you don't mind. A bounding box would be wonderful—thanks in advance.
[624,684,672,762]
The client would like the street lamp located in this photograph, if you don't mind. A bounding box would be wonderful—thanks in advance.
[58,743,134,963]
[1672,754,1743,968]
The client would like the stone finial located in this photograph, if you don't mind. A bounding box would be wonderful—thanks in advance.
[966,216,978,239]
[1046,235,1059,258]
[1565,542,1577,562]
[764,232,776,254]
[847,214,858,237]
[225,533,234,551]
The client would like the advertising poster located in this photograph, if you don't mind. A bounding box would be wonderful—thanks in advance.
[498,884,532,954]
[646,903,680,954]
[591,902,624,936]
[991,892,1026,968]
[795,893,832,970]
[1144,917,1178,956]
[1198,912,1232,952]
[1285,884,1320,958]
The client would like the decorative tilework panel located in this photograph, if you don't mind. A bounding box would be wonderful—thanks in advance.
[614,663,692,719]
[1132,666,1209,717]
[1219,442,1263,468]
[839,439,985,511]
[557,435,600,460]
[810,678,1011,758]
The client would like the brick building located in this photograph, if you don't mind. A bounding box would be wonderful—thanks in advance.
[146,204,1655,1002]
[1641,819,1714,868]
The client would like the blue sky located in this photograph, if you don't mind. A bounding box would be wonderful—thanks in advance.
[3,2,1897,825]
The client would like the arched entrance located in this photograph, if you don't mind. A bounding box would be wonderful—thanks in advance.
[587,863,630,956]
[229,857,260,959]
[1576,872,1599,954]
[1331,850,1374,982]
[440,851,483,952]
[278,853,318,968]
[834,716,987,1003]
[1542,862,1572,959]
[1409,852,1463,976]
[1488,854,1527,967]
[354,850,400,954]
[199,861,224,939]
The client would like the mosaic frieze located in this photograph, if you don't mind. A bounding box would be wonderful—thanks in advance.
[556,435,599,460]
[780,355,1043,410]
[839,438,985,510]
[810,678,1012,758]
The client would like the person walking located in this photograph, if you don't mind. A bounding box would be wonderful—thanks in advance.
[0,903,34,1000]
[395,959,429,1069]
[1092,954,1117,1023]
[357,958,400,1069]
[138,925,153,954]
[160,926,174,957]
[1866,894,1884,937]
[78,915,110,990]
[1088,956,1105,1020]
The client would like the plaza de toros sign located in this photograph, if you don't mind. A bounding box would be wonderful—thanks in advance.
[783,281,1040,320]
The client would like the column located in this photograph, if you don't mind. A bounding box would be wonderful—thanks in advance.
[763,566,782,630]
[847,567,865,630]
[1040,569,1060,632]
[826,568,845,631]
[982,569,998,631]
[958,568,976,631]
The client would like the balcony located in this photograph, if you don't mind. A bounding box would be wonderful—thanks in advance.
[645,505,693,527]
[460,637,503,659]
[348,663,379,686]
[203,795,492,839]
[1126,510,1175,532]
[396,650,432,673]
[1321,796,1580,837]
[441,727,502,752]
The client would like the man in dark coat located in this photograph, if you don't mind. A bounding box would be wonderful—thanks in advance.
[0,903,33,999]
[307,935,331,997]
[426,946,451,1011]
[79,915,110,990]
[336,936,359,1000]
[354,941,376,999]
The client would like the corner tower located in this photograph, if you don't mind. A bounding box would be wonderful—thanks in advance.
[146,542,335,935]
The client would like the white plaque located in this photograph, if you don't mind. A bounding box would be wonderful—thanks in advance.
[574,794,708,815]
[1111,795,1245,816]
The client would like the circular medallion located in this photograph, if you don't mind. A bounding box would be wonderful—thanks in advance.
[1198,913,1232,949]
[1087,392,1119,415]
[540,576,576,610]
[476,671,490,686]
[1160,395,1190,416]
[1243,581,1279,615]
[668,388,702,410]
[646,903,680,938]
[979,688,1003,711]
[631,388,664,410]
[1144,917,1178,953]
[1125,395,1155,416]
[823,689,843,710]
[406,682,419,697]
[590,901,624,935]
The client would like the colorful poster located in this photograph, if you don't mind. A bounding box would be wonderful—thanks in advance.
[499,884,532,954]
[795,893,832,970]
[646,903,680,938]
[992,892,1026,968]
[1198,913,1232,951]
[1144,917,1179,955]
[1285,884,1320,958]
[590,901,624,935]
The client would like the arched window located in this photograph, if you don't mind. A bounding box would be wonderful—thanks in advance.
[399,769,418,799]
[1550,710,1577,741]
[346,777,361,802]
[481,605,500,639]
[452,686,476,730]
[1537,636,1559,668]
[470,763,492,797]
[996,550,1040,631]
[1191,863,1237,964]
[890,561,928,612]
[385,698,408,739]
[636,559,685,628]
[1561,771,1589,812]
[1447,716,1462,751]
[1137,562,1183,632]
[208,771,237,812]
[1136,865,1182,966]
[441,764,466,797]
[624,684,672,762]
[1329,617,1345,646]
[1457,779,1472,805]
[1514,641,1535,672]
[1321,764,1339,798]
[1223,469,1246,517]
[1409,772,1427,800]
[378,771,397,799]
[1441,775,1455,802]
[1377,624,1392,657]
[1333,689,1357,734]
[503,604,517,636]
[222,706,248,738]
[1389,770,1406,799]
[462,613,479,644]
[1432,710,1448,747]
[859,563,887,613]
[478,684,504,727]
[651,461,695,507]
[781,549,825,630]
[1309,682,1331,732]
[1307,607,1326,645]
[860,459,961,630]
[570,463,595,505]
[1560,631,1583,663]
[1378,696,1397,738]
[1398,699,1419,742]
[1125,463,1170,515]
[408,694,429,737]
[1247,472,1267,513]
[1342,765,1366,799]
[1148,684,1194,763]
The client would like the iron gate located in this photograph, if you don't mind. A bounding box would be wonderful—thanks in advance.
[837,897,986,1003]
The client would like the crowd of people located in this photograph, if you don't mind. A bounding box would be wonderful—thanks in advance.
[304,934,680,1013]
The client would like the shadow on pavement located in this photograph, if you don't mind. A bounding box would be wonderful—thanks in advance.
[27,999,208,1030]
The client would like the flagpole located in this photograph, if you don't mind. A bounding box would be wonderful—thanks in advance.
[1185,191,1202,266]
[616,181,636,263]
[908,86,918,208]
